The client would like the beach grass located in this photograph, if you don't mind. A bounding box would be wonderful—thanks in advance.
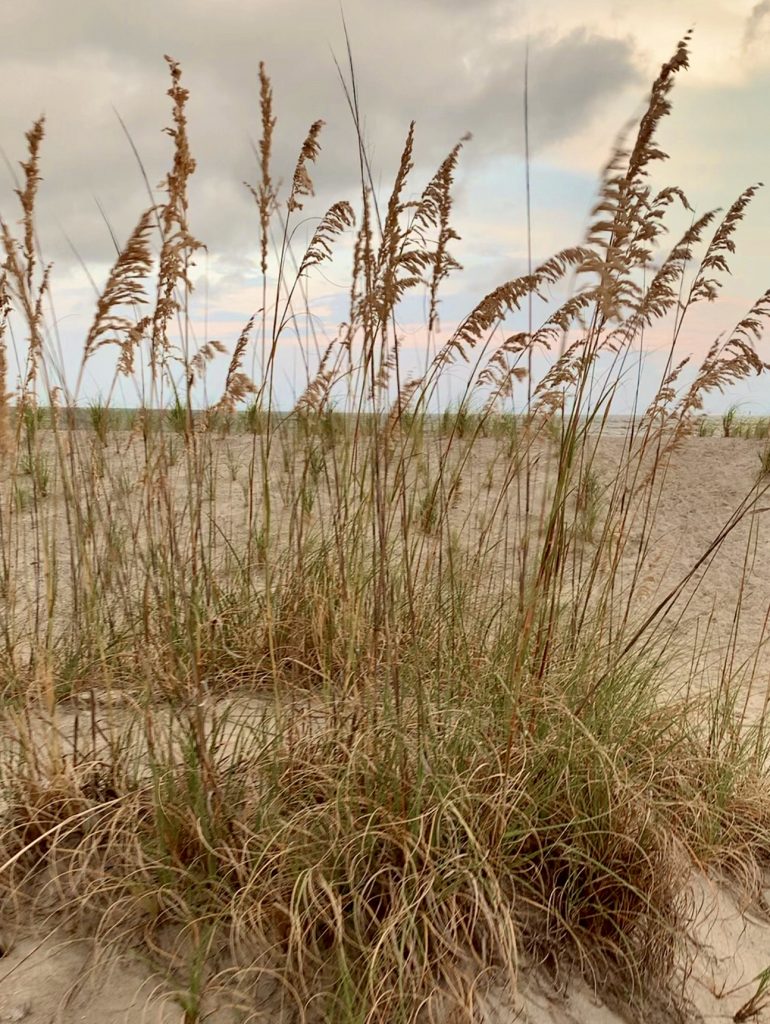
[0,36,769,1023]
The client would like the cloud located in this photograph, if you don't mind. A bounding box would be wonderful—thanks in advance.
[0,0,641,268]
[744,0,770,51]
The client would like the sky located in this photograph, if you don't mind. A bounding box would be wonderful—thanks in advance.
[0,0,768,411]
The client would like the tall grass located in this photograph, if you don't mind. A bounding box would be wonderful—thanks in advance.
[0,35,769,1022]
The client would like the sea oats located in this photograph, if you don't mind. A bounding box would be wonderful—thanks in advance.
[0,37,769,1024]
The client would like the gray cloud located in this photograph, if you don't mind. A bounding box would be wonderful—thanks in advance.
[0,0,642,268]
[744,0,770,50]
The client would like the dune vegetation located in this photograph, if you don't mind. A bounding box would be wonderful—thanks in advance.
[1,33,770,1023]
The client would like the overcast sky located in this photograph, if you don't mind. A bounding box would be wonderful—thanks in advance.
[1,0,768,409]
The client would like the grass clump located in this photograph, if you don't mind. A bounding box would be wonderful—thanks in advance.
[0,32,769,1024]
[87,396,112,444]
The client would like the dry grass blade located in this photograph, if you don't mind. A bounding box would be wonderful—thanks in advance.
[255,61,276,276]
[82,208,155,364]
[298,200,355,277]
[287,119,325,213]
[690,185,763,305]
[15,117,45,293]
[214,315,258,412]
[0,273,12,453]
[412,133,470,332]
[151,55,204,377]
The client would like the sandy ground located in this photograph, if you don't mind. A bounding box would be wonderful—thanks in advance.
[2,429,770,1021]
[523,874,770,1023]
[2,877,770,1024]
[0,932,177,1024]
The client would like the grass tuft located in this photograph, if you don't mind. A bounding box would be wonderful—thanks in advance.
[0,35,768,1023]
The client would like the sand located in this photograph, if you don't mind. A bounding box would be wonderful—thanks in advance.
[3,878,770,1023]
[2,431,770,1022]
